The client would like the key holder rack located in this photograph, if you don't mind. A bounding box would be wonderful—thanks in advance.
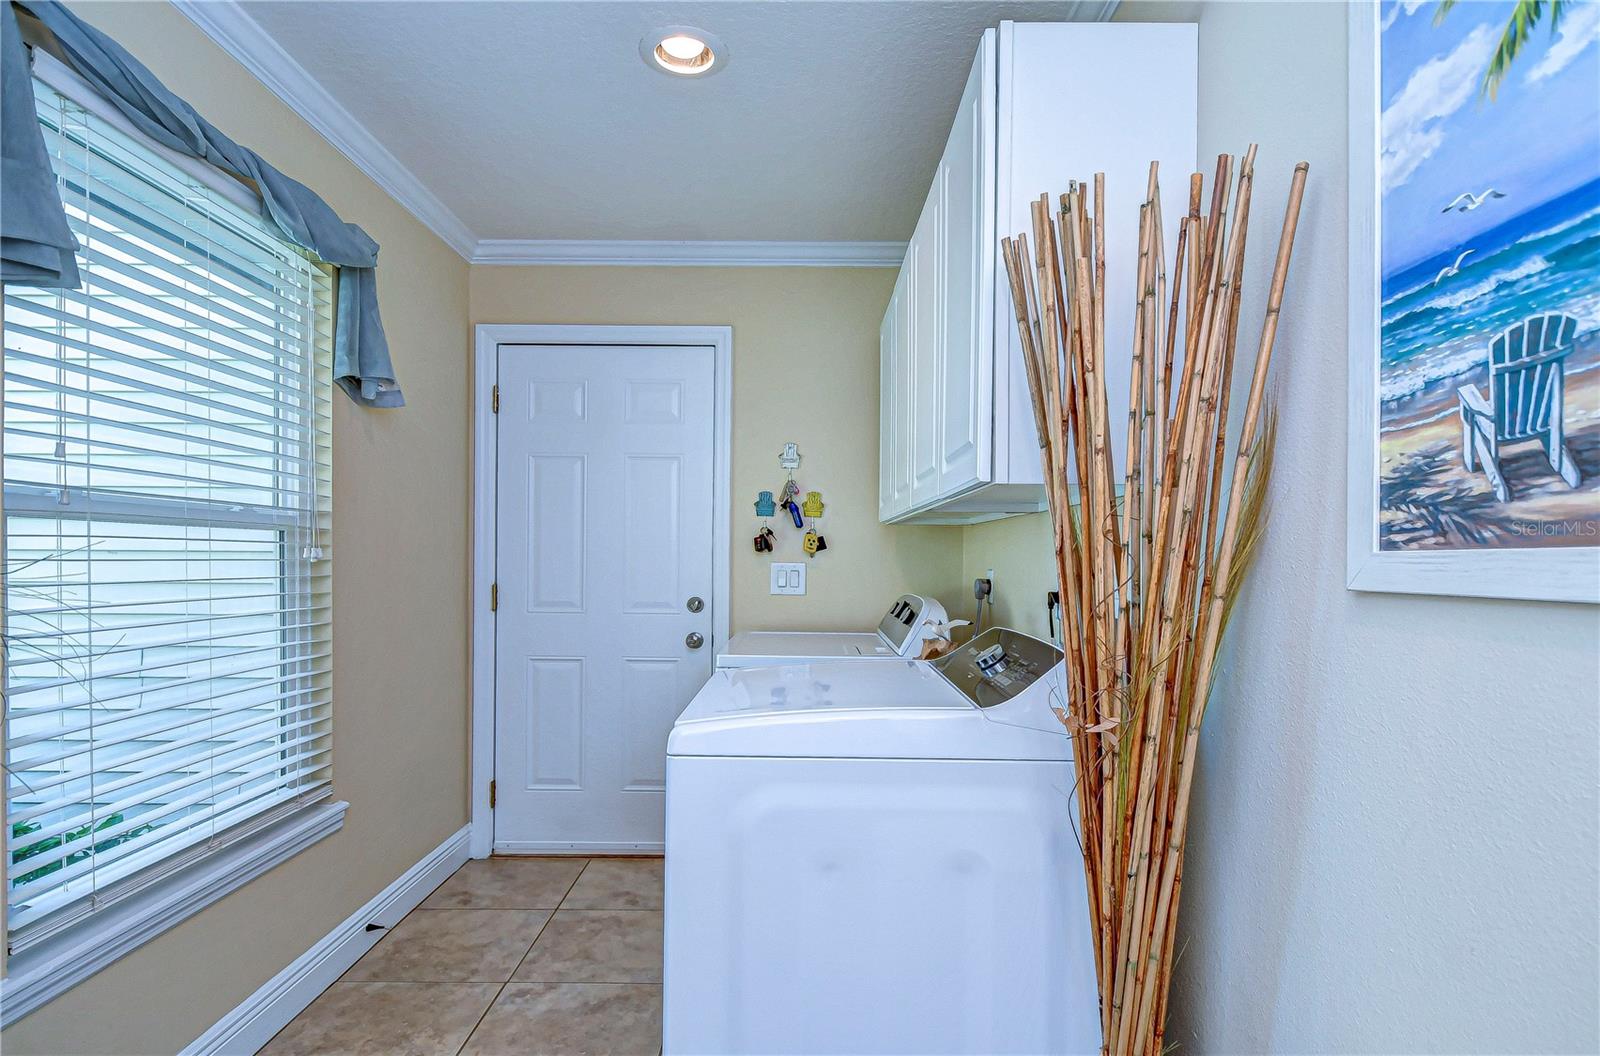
[753,443,828,557]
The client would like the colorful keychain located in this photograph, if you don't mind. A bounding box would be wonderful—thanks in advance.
[801,490,827,557]
[753,491,777,552]
[776,478,803,528]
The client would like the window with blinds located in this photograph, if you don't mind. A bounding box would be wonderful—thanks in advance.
[2,68,334,949]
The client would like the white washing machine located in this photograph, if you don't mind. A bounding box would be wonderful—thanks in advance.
[663,628,1100,1056]
[715,593,949,669]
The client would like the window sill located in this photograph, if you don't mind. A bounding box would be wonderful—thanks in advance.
[0,800,347,1027]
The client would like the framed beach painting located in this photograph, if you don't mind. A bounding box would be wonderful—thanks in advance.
[1348,0,1600,603]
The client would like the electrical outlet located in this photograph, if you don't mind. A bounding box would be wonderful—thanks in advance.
[770,562,806,596]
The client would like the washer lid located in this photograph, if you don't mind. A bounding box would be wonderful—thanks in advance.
[668,660,1069,761]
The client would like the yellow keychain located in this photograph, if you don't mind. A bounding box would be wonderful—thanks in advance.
[801,490,827,556]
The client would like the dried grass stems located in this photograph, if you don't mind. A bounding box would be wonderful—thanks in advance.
[1000,150,1308,1055]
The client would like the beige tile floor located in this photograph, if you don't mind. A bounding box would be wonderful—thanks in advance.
[263,857,664,1056]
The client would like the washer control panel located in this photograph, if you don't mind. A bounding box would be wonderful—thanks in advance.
[933,627,1062,707]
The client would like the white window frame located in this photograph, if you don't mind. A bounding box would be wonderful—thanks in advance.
[0,50,346,1025]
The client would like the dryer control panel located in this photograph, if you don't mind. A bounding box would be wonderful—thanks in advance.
[875,593,949,657]
[933,627,1062,708]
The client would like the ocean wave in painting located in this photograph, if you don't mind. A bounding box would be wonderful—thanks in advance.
[1379,179,1600,406]
[1515,204,1600,248]
[1385,256,1549,324]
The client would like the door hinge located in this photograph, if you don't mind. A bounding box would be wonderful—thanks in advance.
[490,582,498,611]
[489,780,496,809]
[492,384,499,414]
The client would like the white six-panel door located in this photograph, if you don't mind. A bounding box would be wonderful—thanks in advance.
[494,343,716,851]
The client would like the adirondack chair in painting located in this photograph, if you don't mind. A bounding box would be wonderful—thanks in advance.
[1457,312,1584,503]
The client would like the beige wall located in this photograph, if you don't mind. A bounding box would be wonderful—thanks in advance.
[470,266,967,633]
[959,512,1055,640]
[1,3,473,1053]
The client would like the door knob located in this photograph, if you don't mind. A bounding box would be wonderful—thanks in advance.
[686,596,704,613]
[685,632,705,650]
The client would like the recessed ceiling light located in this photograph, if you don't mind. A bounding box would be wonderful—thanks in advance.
[641,27,727,77]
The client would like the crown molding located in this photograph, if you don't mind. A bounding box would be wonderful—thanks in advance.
[170,0,480,260]
[471,239,909,267]
[171,0,1121,267]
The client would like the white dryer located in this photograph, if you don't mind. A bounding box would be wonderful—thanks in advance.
[715,593,948,669]
[663,628,1100,1055]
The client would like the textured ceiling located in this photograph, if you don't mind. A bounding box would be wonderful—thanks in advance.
[238,1,1110,242]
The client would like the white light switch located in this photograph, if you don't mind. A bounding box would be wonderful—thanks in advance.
[770,562,806,596]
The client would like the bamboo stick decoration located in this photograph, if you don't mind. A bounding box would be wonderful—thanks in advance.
[1001,152,1308,1056]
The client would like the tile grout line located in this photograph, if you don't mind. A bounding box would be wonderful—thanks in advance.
[497,860,588,981]
[453,859,589,1055]
[506,902,566,980]
[452,904,559,1056]
[559,858,594,911]
[453,979,508,1056]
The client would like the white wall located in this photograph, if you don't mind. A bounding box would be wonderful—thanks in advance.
[1103,3,1600,1051]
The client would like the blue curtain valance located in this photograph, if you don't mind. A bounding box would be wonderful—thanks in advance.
[1,0,404,407]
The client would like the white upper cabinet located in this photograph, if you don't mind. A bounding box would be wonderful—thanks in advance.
[879,22,1197,525]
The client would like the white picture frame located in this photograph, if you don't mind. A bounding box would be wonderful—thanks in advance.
[1345,2,1600,604]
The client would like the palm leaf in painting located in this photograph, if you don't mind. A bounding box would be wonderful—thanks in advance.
[1434,0,1569,99]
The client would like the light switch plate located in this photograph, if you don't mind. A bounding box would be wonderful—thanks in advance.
[770,562,806,596]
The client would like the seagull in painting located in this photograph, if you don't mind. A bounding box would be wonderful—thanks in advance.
[1433,249,1474,286]
[1441,189,1506,213]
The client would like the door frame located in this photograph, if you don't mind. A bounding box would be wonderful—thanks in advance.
[470,324,733,857]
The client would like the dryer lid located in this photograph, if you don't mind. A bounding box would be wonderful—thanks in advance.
[720,631,895,660]
[679,660,964,723]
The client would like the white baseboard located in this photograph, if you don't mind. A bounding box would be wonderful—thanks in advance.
[181,824,473,1056]
[493,840,664,855]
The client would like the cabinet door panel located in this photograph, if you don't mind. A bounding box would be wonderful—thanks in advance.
[891,269,914,514]
[909,192,942,507]
[878,282,898,519]
[937,37,994,497]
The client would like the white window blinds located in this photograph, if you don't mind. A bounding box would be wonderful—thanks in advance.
[2,69,334,950]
